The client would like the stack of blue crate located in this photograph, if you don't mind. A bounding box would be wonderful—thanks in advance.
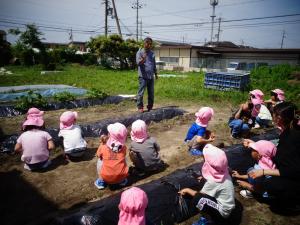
[204,72,250,91]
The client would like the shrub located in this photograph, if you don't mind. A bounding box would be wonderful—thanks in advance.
[53,91,76,102]
[15,90,47,111]
[86,88,108,99]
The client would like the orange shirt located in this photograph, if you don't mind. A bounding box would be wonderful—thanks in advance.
[96,144,128,184]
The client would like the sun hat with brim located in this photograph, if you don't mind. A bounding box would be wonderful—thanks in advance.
[250,89,264,99]
[118,187,148,225]
[249,140,277,170]
[60,111,78,130]
[22,107,44,129]
[195,107,214,127]
[272,89,285,101]
[130,119,148,143]
[106,122,128,149]
[202,144,230,183]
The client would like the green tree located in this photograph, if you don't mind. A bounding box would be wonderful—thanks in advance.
[0,38,12,66]
[87,34,140,69]
[9,24,52,69]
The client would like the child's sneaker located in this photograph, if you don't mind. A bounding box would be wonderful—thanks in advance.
[240,189,253,199]
[94,179,106,190]
[189,149,203,156]
[119,178,128,187]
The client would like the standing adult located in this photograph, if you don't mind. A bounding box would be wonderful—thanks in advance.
[136,37,158,113]
[249,102,300,211]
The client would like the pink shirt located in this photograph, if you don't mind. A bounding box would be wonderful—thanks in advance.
[17,129,52,164]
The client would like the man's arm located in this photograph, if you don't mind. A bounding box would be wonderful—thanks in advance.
[136,50,146,66]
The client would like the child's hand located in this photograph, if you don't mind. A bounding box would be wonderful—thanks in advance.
[208,132,215,142]
[237,180,252,189]
[178,188,197,196]
[243,139,254,148]
[232,170,240,178]
[100,135,108,144]
[197,176,203,182]
[248,169,264,179]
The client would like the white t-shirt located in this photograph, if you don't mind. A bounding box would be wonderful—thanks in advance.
[200,178,235,218]
[17,129,52,164]
[58,125,87,152]
[258,104,272,120]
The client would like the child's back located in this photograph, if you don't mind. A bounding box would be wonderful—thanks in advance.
[130,120,164,172]
[59,111,87,158]
[15,107,54,170]
[18,129,52,164]
[97,144,128,184]
[130,136,163,171]
[59,124,86,151]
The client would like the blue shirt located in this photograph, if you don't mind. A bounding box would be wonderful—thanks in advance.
[136,48,157,80]
[185,123,206,141]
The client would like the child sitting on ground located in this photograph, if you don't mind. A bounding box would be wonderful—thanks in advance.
[118,187,151,225]
[249,89,272,128]
[179,144,235,222]
[228,100,254,138]
[185,107,215,156]
[129,119,165,175]
[14,107,55,171]
[95,122,129,190]
[58,111,87,160]
[232,139,277,199]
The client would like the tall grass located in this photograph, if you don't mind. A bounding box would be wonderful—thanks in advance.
[2,64,299,107]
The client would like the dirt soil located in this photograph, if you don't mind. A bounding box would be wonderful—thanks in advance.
[0,99,299,225]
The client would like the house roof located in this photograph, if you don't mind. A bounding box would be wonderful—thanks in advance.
[155,40,194,49]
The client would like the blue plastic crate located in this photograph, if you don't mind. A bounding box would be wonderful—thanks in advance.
[204,72,250,91]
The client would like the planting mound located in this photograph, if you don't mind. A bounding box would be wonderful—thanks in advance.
[52,130,279,225]
[0,106,185,152]
[0,96,124,117]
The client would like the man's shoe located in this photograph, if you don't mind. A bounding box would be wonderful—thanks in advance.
[138,108,144,113]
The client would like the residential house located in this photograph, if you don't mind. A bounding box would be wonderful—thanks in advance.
[154,41,300,71]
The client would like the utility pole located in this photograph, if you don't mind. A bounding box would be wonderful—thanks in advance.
[69,28,73,42]
[216,17,221,42]
[111,0,122,38]
[139,20,142,40]
[132,0,143,41]
[280,30,286,49]
[104,0,108,37]
[210,0,218,43]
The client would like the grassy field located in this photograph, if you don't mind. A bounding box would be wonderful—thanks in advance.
[1,64,299,106]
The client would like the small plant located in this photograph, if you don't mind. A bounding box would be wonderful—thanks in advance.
[53,91,76,103]
[86,88,108,99]
[15,90,47,111]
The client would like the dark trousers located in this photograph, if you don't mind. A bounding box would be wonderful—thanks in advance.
[264,176,300,206]
[137,77,154,110]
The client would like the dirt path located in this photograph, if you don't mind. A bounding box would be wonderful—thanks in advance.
[1,100,299,225]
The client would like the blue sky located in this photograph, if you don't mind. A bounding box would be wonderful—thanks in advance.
[0,0,300,48]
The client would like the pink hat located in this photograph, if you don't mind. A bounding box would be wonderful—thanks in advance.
[118,187,148,225]
[22,107,44,129]
[250,89,264,105]
[130,120,148,143]
[106,122,128,149]
[249,140,277,170]
[202,144,230,183]
[60,111,78,130]
[250,89,264,99]
[195,107,214,127]
[272,89,285,101]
